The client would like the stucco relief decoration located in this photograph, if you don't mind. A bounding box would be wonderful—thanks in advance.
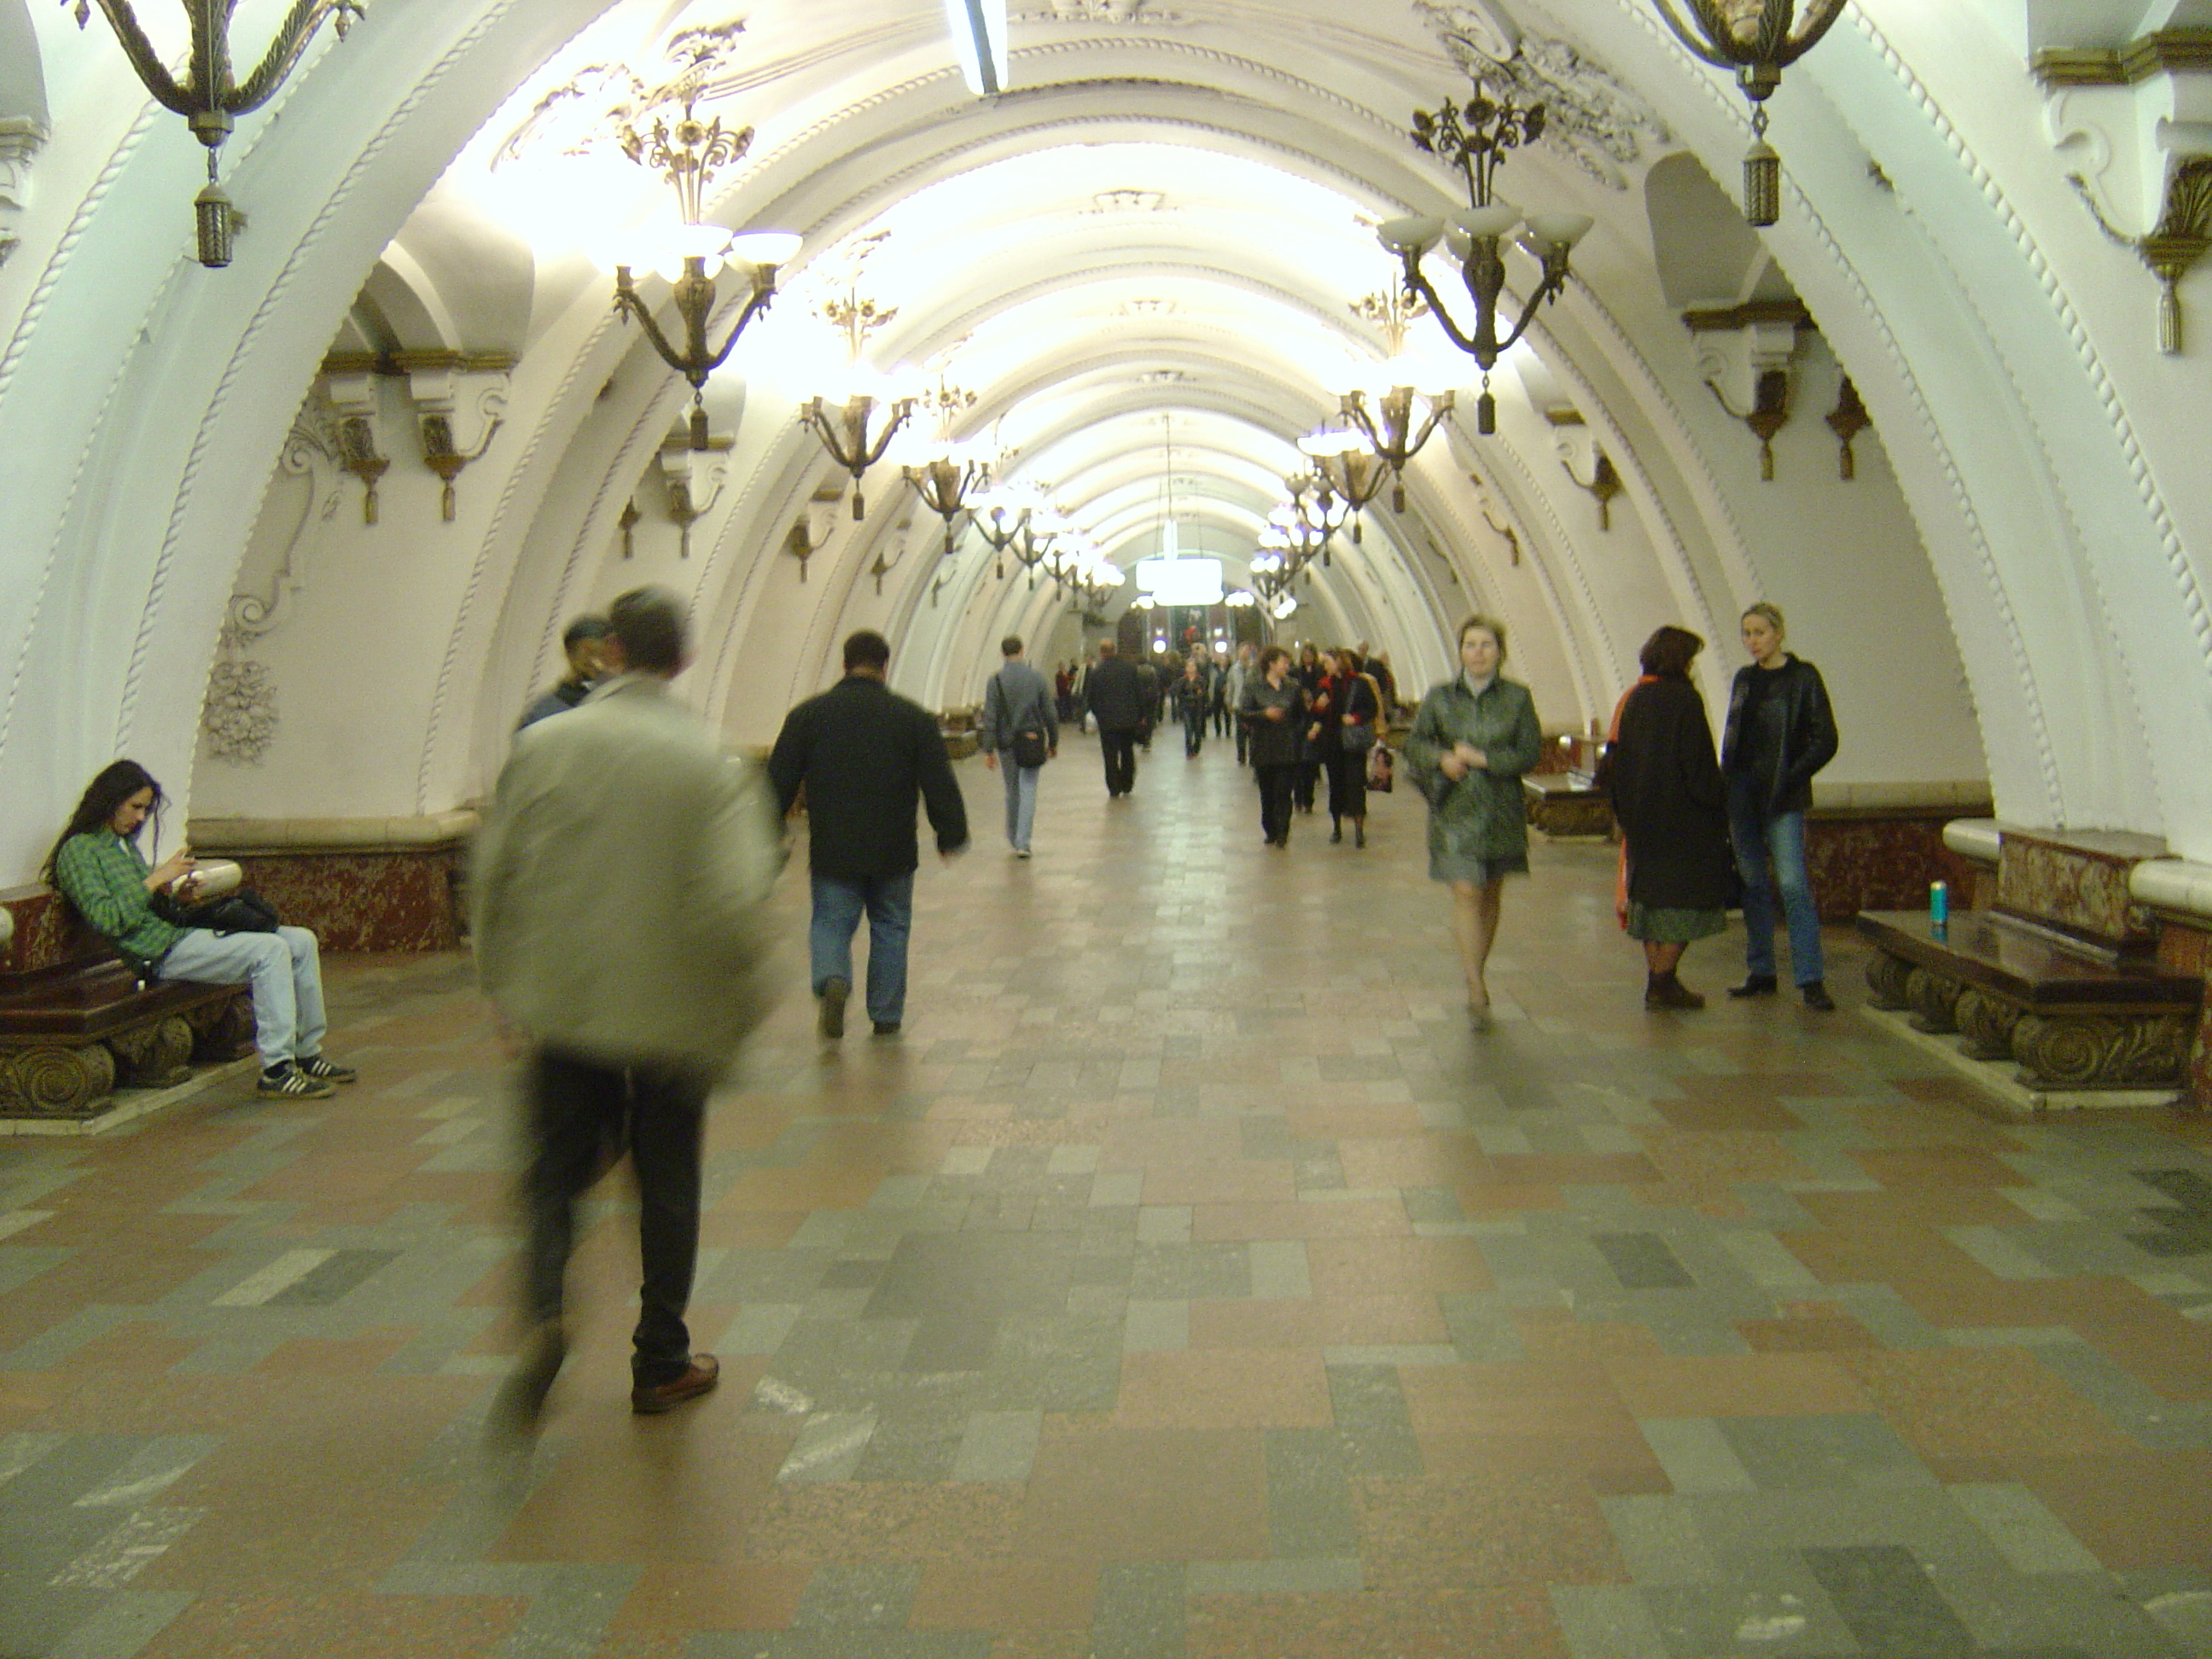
[202,661,277,765]
[494,20,751,172]
[0,117,46,269]
[1016,2,1161,21]
[1412,2,1670,189]
[223,410,343,653]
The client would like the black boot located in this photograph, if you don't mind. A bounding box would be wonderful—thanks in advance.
[1727,975,1778,998]
[1330,819,1342,844]
[1801,981,1837,1012]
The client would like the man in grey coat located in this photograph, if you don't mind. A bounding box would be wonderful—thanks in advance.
[980,634,1057,858]
[474,586,782,1427]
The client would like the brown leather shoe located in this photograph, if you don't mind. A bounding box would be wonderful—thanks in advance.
[1644,974,1707,1010]
[631,1353,719,1415]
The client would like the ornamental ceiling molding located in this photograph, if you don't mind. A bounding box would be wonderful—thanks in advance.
[0,117,46,271]
[1411,2,1673,190]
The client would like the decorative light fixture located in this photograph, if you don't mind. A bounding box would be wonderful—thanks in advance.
[900,375,991,553]
[1298,428,1390,544]
[802,277,916,518]
[66,0,364,268]
[1647,0,1848,226]
[972,480,1043,579]
[1338,288,1457,512]
[602,72,800,451]
[1378,85,1592,435]
[944,0,1009,96]
[1134,414,1223,603]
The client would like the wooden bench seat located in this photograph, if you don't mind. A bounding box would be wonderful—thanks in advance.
[1856,908,2201,1090]
[0,890,255,1121]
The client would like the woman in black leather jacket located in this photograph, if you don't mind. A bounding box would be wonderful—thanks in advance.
[1720,602,1840,1010]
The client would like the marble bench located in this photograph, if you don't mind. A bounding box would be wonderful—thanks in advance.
[1522,771,1613,838]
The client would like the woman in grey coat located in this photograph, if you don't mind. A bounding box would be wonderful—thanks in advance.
[1405,614,1542,1029]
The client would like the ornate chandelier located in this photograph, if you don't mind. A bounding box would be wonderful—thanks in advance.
[1647,0,1848,226]
[802,281,917,519]
[1377,85,1592,435]
[1336,288,1457,514]
[901,375,992,553]
[1298,428,1390,544]
[66,0,364,267]
[605,82,800,451]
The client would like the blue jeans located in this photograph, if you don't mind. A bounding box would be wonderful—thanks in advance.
[809,872,915,1026]
[1727,779,1824,985]
[160,924,327,1070]
[998,750,1040,852]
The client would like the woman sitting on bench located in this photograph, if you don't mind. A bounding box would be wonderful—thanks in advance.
[44,760,355,1100]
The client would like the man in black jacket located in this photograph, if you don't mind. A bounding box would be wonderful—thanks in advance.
[1085,640,1148,799]
[768,631,969,1039]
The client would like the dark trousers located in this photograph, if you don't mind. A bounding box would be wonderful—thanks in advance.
[1327,748,1368,822]
[1256,763,1296,843]
[1236,719,1249,764]
[523,1045,707,1387]
[1100,726,1138,795]
[1292,754,1319,811]
[1182,710,1206,755]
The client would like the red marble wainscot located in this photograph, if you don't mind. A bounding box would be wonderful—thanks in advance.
[0,886,104,975]
[1803,811,1983,924]
[2155,919,2212,1111]
[214,848,468,953]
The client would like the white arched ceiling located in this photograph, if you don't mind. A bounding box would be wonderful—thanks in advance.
[9,0,2212,878]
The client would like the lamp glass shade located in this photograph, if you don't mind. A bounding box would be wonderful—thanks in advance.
[1299,428,1364,458]
[1377,214,1444,256]
[1524,212,1595,250]
[729,230,802,269]
[1455,204,1522,240]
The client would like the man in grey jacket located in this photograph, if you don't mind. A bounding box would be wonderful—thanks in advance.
[474,586,782,1428]
[980,634,1057,858]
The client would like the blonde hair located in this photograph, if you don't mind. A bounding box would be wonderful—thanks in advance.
[1742,602,1786,637]
[1457,613,1509,659]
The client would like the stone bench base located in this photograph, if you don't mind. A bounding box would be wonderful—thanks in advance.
[0,986,254,1121]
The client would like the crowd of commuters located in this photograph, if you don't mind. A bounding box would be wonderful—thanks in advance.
[40,588,1832,1426]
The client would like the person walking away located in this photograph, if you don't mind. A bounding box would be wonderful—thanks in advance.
[1601,626,1735,1010]
[1223,643,1254,765]
[1086,640,1147,798]
[769,630,969,1039]
[1720,602,1840,1010]
[1239,646,1309,847]
[474,586,781,1427]
[516,614,612,731]
[48,761,355,1100]
[1322,649,1382,847]
[1406,614,1542,1031]
[1174,657,1209,757]
[1292,643,1325,812]
[981,634,1057,859]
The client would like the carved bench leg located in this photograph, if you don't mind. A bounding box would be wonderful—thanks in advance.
[1866,952,1913,1011]
[1906,967,1963,1034]
[186,995,256,1062]
[1954,989,2023,1062]
[108,1016,195,1088]
[0,1045,118,1118]
[2012,1012,2190,1089]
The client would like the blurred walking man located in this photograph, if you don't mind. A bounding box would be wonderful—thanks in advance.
[515,614,611,731]
[981,634,1057,858]
[769,630,969,1039]
[475,586,782,1428]
[1086,639,1147,798]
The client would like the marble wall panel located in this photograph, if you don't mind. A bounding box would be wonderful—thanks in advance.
[1997,831,2160,947]
[2156,921,2212,1109]
[222,850,466,952]
[1802,814,1977,923]
[0,887,105,974]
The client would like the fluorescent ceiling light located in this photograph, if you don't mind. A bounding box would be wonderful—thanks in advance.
[945,0,1008,96]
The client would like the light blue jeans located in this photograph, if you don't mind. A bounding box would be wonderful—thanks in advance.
[809,872,915,1027]
[1727,779,1825,985]
[998,750,1040,853]
[159,924,328,1070]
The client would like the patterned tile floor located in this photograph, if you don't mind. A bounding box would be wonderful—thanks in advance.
[5,736,2212,1658]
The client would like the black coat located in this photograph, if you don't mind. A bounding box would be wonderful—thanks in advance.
[1239,675,1310,768]
[1086,656,1149,731]
[1604,675,1735,911]
[768,675,969,878]
[1720,655,1837,817]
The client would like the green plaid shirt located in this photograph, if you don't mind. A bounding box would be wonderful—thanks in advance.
[52,831,183,966]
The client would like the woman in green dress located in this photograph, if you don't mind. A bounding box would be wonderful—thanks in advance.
[1406,615,1542,1030]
